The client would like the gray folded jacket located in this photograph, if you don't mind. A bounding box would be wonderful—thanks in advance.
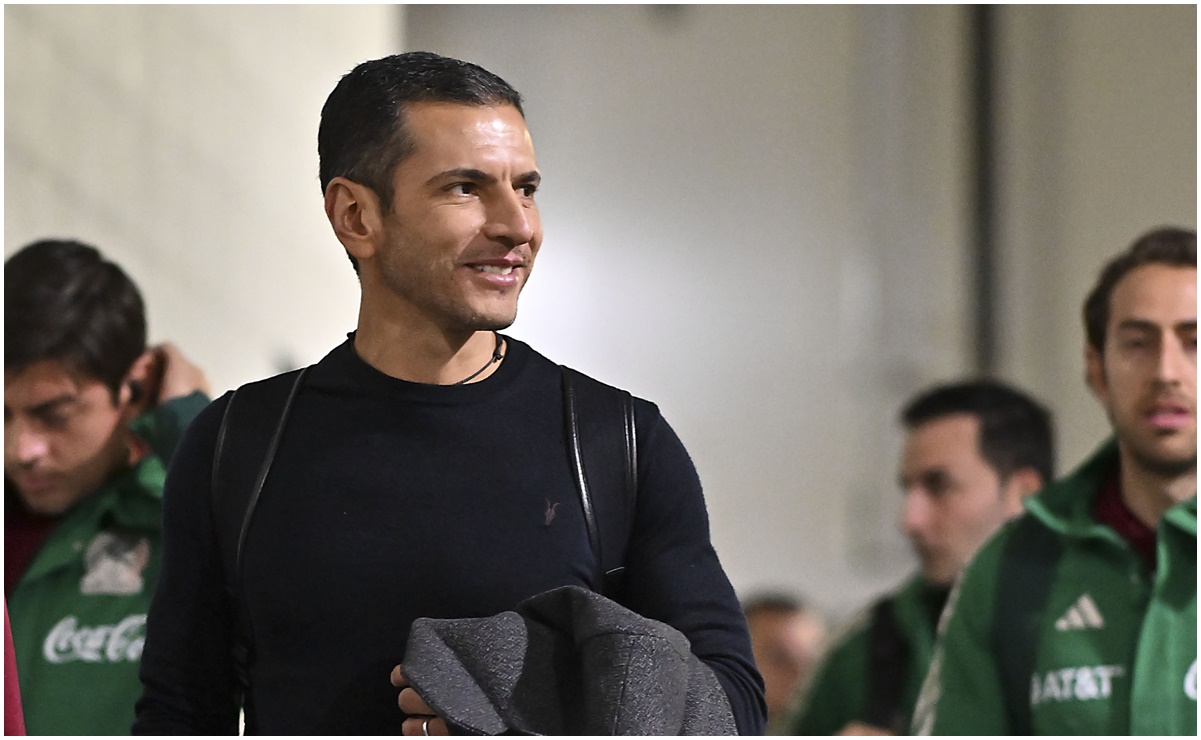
[402,585,738,735]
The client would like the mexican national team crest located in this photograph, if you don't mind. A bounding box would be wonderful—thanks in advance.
[80,530,151,595]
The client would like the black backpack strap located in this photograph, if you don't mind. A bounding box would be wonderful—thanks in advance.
[992,514,1064,735]
[866,597,911,733]
[560,366,638,599]
[211,367,309,715]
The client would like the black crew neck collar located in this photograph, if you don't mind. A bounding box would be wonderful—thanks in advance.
[313,331,527,404]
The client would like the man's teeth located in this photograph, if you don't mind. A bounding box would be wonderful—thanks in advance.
[472,265,513,275]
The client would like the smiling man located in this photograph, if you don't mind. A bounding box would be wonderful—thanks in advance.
[786,380,1053,736]
[914,226,1197,735]
[5,239,210,735]
[133,52,763,735]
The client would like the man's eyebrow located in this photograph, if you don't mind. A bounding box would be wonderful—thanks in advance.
[1115,319,1157,332]
[898,466,945,489]
[27,394,76,415]
[514,171,541,186]
[428,168,494,186]
[1115,318,1197,332]
[426,168,542,187]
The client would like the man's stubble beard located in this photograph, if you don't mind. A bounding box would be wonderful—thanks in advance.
[373,216,533,334]
[1126,439,1197,479]
[1111,408,1198,479]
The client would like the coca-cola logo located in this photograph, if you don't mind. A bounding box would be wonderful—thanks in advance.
[42,614,146,664]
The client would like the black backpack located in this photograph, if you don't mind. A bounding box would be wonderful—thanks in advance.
[209,364,639,712]
[866,598,911,733]
[991,514,1064,735]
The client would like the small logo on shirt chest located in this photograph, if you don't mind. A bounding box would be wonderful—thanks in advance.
[544,499,561,526]
[79,530,151,596]
[1054,593,1105,631]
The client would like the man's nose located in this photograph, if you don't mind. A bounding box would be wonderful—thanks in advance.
[899,489,931,537]
[483,191,536,247]
[7,421,49,466]
[1156,334,1192,385]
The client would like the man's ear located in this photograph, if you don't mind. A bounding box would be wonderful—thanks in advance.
[1001,466,1044,516]
[1085,343,1108,405]
[119,349,158,418]
[1009,466,1044,498]
[325,176,383,265]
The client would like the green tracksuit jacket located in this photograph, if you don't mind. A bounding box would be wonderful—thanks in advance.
[914,440,1197,735]
[6,392,207,735]
[785,575,945,735]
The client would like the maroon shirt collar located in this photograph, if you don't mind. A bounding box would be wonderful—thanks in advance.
[4,491,62,596]
[1092,469,1157,566]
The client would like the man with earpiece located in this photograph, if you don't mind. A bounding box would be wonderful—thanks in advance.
[4,239,211,735]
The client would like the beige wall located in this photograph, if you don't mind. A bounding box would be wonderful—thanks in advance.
[5,5,1195,616]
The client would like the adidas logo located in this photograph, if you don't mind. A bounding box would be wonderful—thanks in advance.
[1055,594,1105,631]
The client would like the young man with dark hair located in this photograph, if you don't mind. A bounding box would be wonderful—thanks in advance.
[787,380,1054,735]
[914,226,1196,735]
[4,239,210,735]
[134,52,764,735]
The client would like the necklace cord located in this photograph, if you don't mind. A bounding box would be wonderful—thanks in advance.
[452,332,504,385]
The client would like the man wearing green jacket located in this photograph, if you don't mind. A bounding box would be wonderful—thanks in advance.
[914,226,1197,735]
[786,380,1054,735]
[4,240,210,735]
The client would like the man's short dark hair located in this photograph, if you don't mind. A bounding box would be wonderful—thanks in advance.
[5,239,147,399]
[901,380,1055,485]
[1083,226,1197,353]
[742,591,809,619]
[318,51,524,271]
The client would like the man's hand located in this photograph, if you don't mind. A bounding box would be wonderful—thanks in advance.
[147,342,210,403]
[391,665,448,736]
[835,721,895,735]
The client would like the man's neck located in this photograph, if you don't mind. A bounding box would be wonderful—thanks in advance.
[1117,448,1197,529]
[353,311,499,385]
